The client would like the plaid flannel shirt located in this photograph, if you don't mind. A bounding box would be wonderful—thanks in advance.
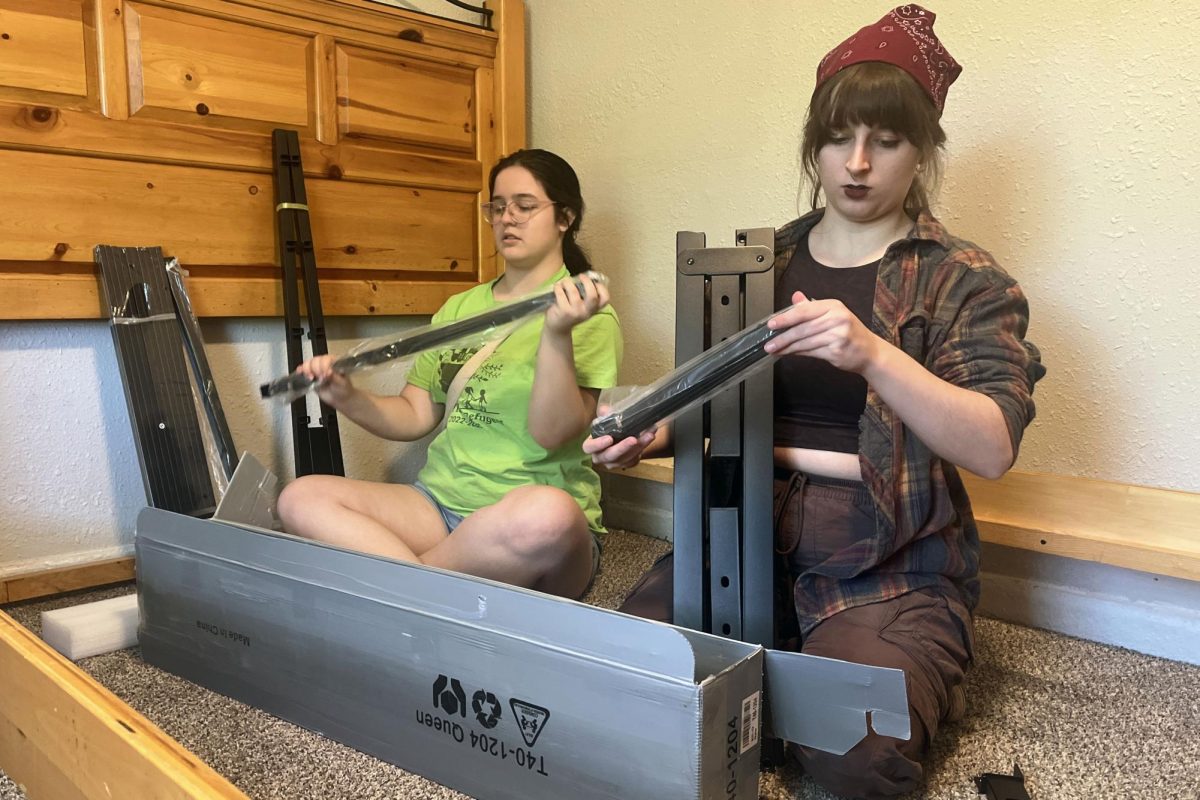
[774,210,1046,641]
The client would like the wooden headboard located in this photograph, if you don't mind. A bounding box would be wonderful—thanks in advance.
[0,0,525,319]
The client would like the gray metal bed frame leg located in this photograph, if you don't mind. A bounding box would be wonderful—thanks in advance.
[672,228,776,647]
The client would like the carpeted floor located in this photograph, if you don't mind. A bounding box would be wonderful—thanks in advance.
[3,528,1198,799]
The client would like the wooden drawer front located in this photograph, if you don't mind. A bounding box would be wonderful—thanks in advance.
[0,148,474,274]
[127,2,310,126]
[336,44,474,152]
[0,0,87,98]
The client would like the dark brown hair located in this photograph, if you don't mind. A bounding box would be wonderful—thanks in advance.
[801,62,946,217]
[488,149,591,275]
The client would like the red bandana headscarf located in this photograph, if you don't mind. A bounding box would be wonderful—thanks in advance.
[815,5,962,115]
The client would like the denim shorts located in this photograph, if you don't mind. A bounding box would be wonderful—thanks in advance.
[411,481,467,533]
[411,481,602,591]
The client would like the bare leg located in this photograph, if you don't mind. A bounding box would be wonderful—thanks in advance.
[277,474,448,561]
[279,478,594,598]
[421,484,595,598]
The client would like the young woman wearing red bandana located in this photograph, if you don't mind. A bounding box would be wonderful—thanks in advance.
[587,7,1045,798]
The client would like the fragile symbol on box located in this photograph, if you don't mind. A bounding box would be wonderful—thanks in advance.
[433,674,467,717]
[510,699,550,747]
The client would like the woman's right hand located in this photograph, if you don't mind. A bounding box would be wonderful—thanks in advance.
[583,405,659,470]
[544,272,610,335]
[296,355,355,407]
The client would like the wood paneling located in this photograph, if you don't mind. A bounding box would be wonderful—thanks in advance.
[188,0,499,60]
[472,65,498,283]
[0,0,88,98]
[0,149,472,270]
[309,179,476,272]
[493,0,525,157]
[0,100,481,188]
[336,44,475,152]
[0,268,475,319]
[0,0,526,319]
[127,2,311,126]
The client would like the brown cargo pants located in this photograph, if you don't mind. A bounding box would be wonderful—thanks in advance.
[618,471,971,800]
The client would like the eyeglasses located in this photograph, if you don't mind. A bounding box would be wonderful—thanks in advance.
[480,199,557,225]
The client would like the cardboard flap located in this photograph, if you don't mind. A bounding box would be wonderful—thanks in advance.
[764,649,910,755]
[212,452,278,529]
[136,507,699,682]
[672,627,762,682]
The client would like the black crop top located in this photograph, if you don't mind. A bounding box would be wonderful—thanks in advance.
[773,235,880,453]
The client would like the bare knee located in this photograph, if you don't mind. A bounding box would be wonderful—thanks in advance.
[277,475,338,535]
[495,486,588,559]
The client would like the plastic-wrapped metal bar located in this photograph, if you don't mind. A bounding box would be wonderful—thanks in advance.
[259,271,608,402]
[166,259,238,482]
[590,309,784,441]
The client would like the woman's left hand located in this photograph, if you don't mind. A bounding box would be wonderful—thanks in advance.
[544,272,609,335]
[764,290,882,374]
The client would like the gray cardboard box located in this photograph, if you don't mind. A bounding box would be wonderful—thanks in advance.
[136,508,764,800]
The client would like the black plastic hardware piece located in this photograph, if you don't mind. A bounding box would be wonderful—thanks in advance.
[976,763,1033,800]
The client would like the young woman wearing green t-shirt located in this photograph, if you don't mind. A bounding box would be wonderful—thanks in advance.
[279,150,622,600]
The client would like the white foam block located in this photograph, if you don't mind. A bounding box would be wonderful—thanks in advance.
[41,592,139,660]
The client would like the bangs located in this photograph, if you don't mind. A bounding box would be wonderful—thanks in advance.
[799,61,948,216]
[812,62,939,145]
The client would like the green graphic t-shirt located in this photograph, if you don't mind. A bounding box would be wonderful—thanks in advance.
[405,267,622,532]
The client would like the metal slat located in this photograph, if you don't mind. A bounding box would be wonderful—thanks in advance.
[96,245,216,517]
[272,128,344,478]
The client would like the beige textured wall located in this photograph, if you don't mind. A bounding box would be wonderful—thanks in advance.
[525,0,1200,492]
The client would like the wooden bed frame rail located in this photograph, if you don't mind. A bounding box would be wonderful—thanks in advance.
[0,609,247,799]
[605,461,1200,583]
[0,558,135,606]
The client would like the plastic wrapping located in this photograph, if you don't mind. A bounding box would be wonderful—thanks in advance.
[260,271,609,403]
[590,308,785,441]
[166,259,237,496]
[96,244,226,516]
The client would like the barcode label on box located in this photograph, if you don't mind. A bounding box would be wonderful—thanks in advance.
[739,690,761,754]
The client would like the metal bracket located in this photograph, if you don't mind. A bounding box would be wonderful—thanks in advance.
[673,227,775,646]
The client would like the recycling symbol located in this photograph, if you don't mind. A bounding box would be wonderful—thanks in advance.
[471,689,502,729]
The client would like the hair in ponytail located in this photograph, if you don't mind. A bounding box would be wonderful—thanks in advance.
[488,149,591,275]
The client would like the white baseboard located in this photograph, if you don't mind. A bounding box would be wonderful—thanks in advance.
[978,543,1200,665]
[600,473,673,540]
